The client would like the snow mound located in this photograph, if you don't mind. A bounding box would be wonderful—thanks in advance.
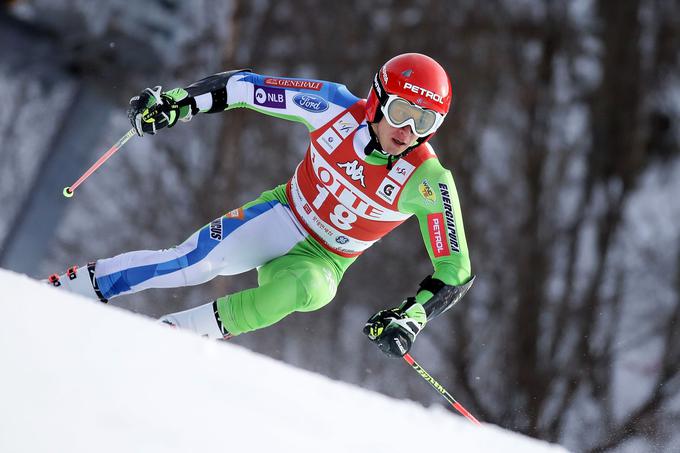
[0,269,570,452]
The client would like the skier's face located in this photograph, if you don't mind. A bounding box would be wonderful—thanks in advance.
[372,117,418,156]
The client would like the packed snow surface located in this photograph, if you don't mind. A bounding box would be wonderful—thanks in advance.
[0,269,570,452]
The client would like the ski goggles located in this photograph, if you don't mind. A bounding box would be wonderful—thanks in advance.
[381,95,445,137]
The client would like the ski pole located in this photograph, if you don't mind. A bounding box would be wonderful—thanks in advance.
[403,353,481,425]
[62,128,136,198]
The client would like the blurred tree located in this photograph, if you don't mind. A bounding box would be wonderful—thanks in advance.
[2,0,678,451]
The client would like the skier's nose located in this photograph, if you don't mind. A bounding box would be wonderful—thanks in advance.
[398,125,415,140]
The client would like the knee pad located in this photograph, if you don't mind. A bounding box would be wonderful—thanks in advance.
[292,264,338,312]
[258,256,339,313]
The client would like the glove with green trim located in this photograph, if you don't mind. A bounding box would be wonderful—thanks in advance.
[363,298,426,358]
[127,86,193,136]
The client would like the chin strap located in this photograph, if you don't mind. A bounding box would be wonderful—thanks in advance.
[387,155,396,170]
[418,274,476,320]
[365,122,427,170]
[369,73,435,166]
[364,123,405,170]
[364,123,382,156]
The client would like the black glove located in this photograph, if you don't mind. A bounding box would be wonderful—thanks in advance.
[363,298,426,358]
[127,86,187,136]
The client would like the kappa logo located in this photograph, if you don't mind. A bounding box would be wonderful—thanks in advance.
[337,160,366,187]
[309,148,387,222]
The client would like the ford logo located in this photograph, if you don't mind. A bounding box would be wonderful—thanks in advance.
[293,93,328,113]
[336,236,349,244]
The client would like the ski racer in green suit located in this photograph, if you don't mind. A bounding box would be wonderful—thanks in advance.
[48,53,474,358]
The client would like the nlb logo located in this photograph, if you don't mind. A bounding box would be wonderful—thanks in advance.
[293,93,328,112]
[254,86,286,109]
[403,82,444,104]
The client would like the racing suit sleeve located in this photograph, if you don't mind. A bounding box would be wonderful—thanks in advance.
[173,70,361,132]
[397,156,473,306]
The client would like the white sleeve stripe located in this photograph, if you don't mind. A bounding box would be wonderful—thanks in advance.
[194,93,213,111]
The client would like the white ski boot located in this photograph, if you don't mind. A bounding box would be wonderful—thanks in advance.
[47,263,107,303]
[159,300,231,340]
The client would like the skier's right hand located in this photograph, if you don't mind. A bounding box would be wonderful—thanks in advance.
[128,86,190,136]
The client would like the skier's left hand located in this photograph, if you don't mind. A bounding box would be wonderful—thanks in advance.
[363,298,426,358]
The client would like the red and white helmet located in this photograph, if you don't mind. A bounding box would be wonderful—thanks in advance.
[366,53,452,144]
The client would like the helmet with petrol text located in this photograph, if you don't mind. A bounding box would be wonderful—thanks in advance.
[366,53,453,142]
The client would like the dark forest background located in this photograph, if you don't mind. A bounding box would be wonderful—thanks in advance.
[1,1,679,451]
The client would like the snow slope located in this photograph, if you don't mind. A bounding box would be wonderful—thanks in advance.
[0,269,570,453]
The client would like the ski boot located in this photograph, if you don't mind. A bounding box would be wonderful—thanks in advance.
[46,262,108,303]
[158,300,232,340]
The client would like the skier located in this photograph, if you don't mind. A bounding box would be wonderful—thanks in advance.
[48,53,474,358]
